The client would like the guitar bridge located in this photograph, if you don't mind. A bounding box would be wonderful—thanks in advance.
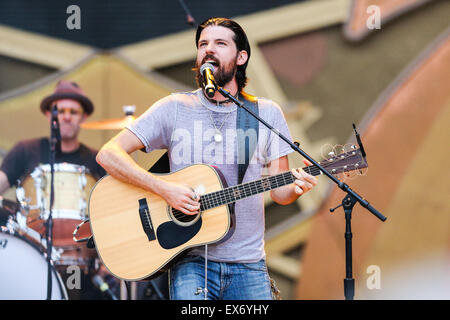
[138,198,156,241]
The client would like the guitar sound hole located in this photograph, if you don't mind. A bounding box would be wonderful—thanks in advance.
[169,207,201,226]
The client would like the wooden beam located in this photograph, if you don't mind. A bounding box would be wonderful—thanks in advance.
[235,0,351,43]
[265,217,313,255]
[115,30,196,71]
[245,44,288,103]
[266,254,301,280]
[0,24,93,69]
[0,0,351,73]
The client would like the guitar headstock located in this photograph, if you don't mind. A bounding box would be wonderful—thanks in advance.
[317,143,368,179]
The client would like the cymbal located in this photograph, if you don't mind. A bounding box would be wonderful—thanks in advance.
[81,115,135,130]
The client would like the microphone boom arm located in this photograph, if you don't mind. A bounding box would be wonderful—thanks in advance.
[216,86,386,222]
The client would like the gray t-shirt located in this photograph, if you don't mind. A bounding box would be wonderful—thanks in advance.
[127,89,293,263]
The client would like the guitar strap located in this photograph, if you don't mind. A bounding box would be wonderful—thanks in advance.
[146,91,259,184]
[236,91,259,185]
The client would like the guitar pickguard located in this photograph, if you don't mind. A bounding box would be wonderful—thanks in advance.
[156,218,202,249]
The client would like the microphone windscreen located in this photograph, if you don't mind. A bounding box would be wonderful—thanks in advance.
[200,63,215,74]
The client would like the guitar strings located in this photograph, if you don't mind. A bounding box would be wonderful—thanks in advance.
[171,166,337,221]
[171,172,293,221]
[171,168,302,221]
[171,159,362,221]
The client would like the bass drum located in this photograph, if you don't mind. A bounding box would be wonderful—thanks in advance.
[0,227,68,300]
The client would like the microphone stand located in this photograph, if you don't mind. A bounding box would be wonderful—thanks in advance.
[46,105,60,300]
[216,86,387,300]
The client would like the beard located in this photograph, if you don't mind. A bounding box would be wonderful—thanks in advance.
[195,55,238,90]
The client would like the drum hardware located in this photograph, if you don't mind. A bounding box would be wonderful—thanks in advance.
[15,187,30,213]
[8,215,62,261]
[33,167,46,215]
[0,196,19,225]
[8,212,99,274]
[16,168,46,216]
[12,161,100,298]
[72,218,91,243]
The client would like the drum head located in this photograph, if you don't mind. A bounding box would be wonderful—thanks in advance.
[0,229,68,300]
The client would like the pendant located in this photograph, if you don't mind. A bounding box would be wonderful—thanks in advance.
[214,131,223,143]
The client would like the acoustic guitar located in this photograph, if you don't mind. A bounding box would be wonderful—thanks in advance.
[88,146,367,280]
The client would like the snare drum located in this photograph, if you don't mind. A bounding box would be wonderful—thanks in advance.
[0,227,68,300]
[16,163,96,247]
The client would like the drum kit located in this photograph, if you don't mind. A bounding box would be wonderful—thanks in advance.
[0,106,151,300]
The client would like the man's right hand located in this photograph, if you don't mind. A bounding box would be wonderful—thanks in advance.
[96,129,201,216]
[159,180,201,216]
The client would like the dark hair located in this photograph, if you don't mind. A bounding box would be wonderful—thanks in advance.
[195,17,251,91]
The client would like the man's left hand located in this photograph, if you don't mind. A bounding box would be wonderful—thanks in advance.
[291,160,318,195]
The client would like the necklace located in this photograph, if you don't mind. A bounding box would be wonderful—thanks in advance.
[208,111,232,143]
[201,90,236,143]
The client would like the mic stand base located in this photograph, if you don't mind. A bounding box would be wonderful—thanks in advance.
[342,193,357,300]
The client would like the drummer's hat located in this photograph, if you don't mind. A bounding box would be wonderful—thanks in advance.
[40,80,94,116]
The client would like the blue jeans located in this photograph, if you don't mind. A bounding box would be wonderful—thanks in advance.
[169,255,273,300]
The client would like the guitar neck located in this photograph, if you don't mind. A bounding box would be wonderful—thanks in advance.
[200,165,321,211]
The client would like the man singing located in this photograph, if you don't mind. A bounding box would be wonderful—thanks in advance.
[96,17,317,300]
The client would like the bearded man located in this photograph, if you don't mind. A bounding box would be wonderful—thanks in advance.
[96,17,317,300]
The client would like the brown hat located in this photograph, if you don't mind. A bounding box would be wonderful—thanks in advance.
[40,80,94,115]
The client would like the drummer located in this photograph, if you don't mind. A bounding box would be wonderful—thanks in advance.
[0,80,111,300]
[0,80,105,193]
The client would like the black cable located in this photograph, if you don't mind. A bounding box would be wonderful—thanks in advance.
[178,0,197,27]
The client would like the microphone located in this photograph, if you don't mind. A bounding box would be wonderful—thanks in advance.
[200,63,216,98]
[352,123,366,158]
[92,275,118,300]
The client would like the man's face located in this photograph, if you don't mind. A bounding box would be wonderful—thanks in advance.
[45,99,86,141]
[196,25,247,88]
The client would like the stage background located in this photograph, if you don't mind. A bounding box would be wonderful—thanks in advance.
[0,0,449,299]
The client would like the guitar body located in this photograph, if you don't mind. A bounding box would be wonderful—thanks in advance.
[88,164,231,281]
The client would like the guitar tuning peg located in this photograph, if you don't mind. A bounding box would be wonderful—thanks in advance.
[320,143,335,161]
